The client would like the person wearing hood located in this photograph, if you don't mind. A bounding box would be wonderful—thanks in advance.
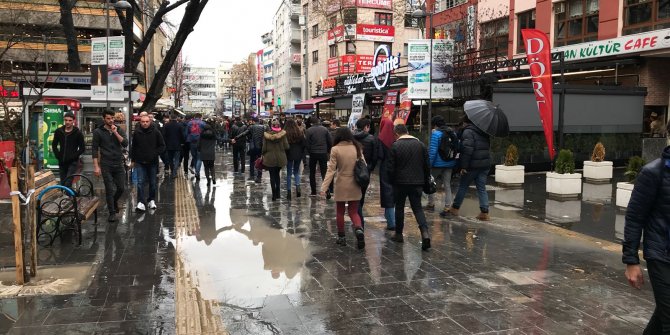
[262,119,289,201]
[131,114,165,211]
[52,112,85,188]
[284,119,305,200]
[198,123,218,185]
[92,110,129,222]
[353,118,378,229]
[622,146,670,334]
[427,115,459,217]
[448,115,491,221]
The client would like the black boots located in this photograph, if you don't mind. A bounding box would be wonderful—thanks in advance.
[287,190,291,200]
[391,233,404,243]
[295,186,301,198]
[355,228,365,249]
[419,226,431,251]
[336,233,346,246]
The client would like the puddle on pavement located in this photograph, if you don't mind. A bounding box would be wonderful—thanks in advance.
[177,177,312,309]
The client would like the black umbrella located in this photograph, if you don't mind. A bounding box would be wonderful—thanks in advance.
[463,100,509,137]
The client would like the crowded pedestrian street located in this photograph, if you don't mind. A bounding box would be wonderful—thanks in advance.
[0,151,656,334]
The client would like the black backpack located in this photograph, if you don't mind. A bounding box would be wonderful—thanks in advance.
[437,128,458,161]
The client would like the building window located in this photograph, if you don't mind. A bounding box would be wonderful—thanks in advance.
[555,0,598,46]
[480,17,509,57]
[312,24,319,38]
[330,44,338,57]
[404,14,420,28]
[434,0,467,13]
[329,16,337,29]
[517,10,536,53]
[374,42,392,54]
[346,41,356,54]
[624,0,670,34]
[343,8,357,24]
[312,50,319,63]
[374,12,393,25]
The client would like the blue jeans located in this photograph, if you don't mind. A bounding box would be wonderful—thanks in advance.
[452,168,489,213]
[167,150,181,178]
[136,162,157,204]
[190,142,202,175]
[286,159,301,189]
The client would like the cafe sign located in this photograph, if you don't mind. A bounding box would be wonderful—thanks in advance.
[369,44,400,90]
[554,28,670,62]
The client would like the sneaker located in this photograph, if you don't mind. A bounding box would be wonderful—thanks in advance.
[136,202,146,212]
[108,213,117,222]
[439,208,452,217]
[148,200,157,210]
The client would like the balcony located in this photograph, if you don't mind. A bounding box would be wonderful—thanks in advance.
[290,77,302,90]
[290,5,301,19]
[290,54,301,66]
[263,72,273,79]
[291,29,301,43]
[263,97,273,104]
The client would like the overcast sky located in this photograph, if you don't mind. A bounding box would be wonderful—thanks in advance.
[168,0,281,68]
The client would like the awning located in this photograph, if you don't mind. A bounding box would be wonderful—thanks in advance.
[285,108,314,115]
[295,97,333,109]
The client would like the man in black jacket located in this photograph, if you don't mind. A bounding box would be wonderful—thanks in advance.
[353,118,378,228]
[92,110,129,222]
[162,115,184,179]
[449,116,491,221]
[131,115,165,211]
[52,112,85,188]
[233,117,264,182]
[229,117,247,173]
[389,124,430,251]
[305,116,332,195]
[623,146,670,334]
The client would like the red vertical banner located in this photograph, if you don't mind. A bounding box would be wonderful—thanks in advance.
[522,29,555,160]
[396,88,412,123]
[382,90,397,119]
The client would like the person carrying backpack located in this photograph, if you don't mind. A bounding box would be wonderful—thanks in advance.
[427,115,459,217]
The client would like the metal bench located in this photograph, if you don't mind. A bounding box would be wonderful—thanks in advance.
[35,171,100,246]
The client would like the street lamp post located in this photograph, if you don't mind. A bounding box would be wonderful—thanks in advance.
[412,7,433,144]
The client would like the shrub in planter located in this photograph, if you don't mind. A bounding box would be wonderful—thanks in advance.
[547,149,582,197]
[591,142,605,162]
[555,149,576,174]
[617,156,645,208]
[495,144,524,186]
[584,142,613,183]
[624,156,645,183]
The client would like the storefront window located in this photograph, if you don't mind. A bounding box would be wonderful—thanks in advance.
[555,0,598,47]
[517,10,535,53]
[480,17,509,58]
[624,0,670,34]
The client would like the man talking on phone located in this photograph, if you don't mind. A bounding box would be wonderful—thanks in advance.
[92,109,129,222]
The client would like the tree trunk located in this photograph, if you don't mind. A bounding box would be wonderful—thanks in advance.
[141,0,209,112]
[58,0,81,71]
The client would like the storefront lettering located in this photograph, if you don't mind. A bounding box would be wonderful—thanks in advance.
[369,44,400,90]
[624,36,657,50]
[555,28,670,61]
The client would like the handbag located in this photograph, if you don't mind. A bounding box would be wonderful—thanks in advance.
[424,174,437,194]
[254,156,265,170]
[354,158,369,187]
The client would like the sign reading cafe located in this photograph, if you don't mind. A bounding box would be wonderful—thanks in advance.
[369,44,400,90]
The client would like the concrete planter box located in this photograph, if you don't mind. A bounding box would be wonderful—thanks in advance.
[582,182,612,205]
[495,188,524,208]
[495,165,525,186]
[615,214,625,241]
[546,199,582,225]
[546,172,582,198]
[583,161,613,183]
[616,182,634,208]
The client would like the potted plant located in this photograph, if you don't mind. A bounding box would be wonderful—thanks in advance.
[616,156,645,208]
[546,149,582,198]
[583,142,613,183]
[495,144,524,187]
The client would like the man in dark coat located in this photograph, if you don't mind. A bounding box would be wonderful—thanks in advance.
[52,112,85,188]
[162,115,185,179]
[229,117,247,173]
[623,146,670,334]
[449,116,491,221]
[353,118,378,228]
[305,116,332,195]
[388,124,430,251]
[131,115,165,211]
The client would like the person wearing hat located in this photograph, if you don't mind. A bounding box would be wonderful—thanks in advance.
[650,112,665,137]
[262,119,288,201]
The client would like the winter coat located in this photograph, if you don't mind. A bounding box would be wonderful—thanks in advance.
[262,130,289,168]
[305,125,332,154]
[459,124,491,170]
[239,124,265,152]
[321,141,363,202]
[378,143,395,208]
[198,128,217,161]
[353,130,378,171]
[163,121,185,151]
[623,146,670,265]
[230,123,247,147]
[131,125,165,165]
[92,123,128,167]
[429,127,458,168]
[52,126,85,165]
[286,136,306,162]
[389,135,429,186]
[186,118,206,143]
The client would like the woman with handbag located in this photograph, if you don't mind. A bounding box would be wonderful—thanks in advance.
[321,127,365,249]
[262,119,289,201]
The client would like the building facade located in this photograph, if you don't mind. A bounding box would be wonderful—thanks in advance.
[183,66,217,115]
[216,61,234,116]
[257,31,275,114]
[273,0,303,110]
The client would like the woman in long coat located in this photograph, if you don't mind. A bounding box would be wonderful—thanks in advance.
[262,119,289,201]
[321,127,365,249]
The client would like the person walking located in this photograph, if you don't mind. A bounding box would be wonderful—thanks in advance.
[162,115,185,179]
[622,146,670,334]
[52,112,85,188]
[229,117,247,173]
[199,124,218,185]
[284,119,305,199]
[234,117,265,183]
[305,116,332,196]
[376,112,396,230]
[353,118,377,228]
[388,124,431,251]
[181,115,191,176]
[92,110,129,222]
[426,115,459,217]
[321,127,365,249]
[187,113,206,181]
[131,115,165,211]
[159,115,171,177]
[448,115,491,221]
[262,119,288,201]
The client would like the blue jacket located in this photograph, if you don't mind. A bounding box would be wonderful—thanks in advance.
[623,146,670,265]
[429,128,457,168]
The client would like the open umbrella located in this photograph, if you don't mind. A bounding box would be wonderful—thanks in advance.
[463,100,509,137]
